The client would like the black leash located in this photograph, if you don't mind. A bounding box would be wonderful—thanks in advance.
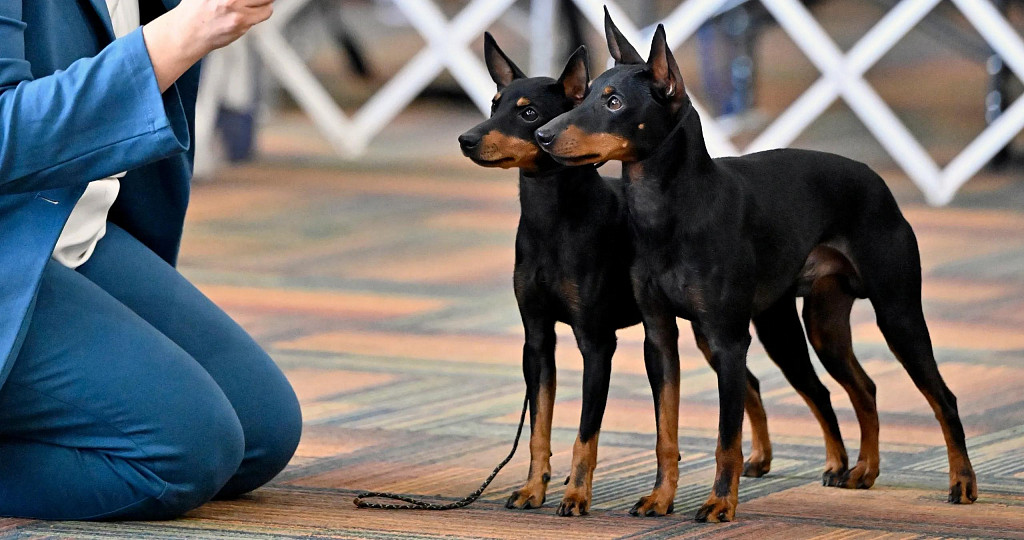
[353,395,529,510]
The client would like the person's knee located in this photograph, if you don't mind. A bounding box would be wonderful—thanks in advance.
[150,395,246,517]
[251,378,302,474]
[216,373,302,499]
[264,382,303,469]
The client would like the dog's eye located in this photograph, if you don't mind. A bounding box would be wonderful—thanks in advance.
[520,107,539,122]
[607,96,622,111]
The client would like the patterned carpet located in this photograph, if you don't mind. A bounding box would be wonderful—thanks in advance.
[2,157,1022,538]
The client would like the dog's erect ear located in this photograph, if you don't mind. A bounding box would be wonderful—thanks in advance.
[557,46,590,105]
[484,32,526,90]
[604,7,644,65]
[647,25,684,103]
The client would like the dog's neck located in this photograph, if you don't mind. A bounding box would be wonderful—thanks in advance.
[621,102,725,236]
[518,164,606,230]
[623,101,715,187]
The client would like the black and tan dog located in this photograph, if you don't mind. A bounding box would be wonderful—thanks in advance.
[534,10,978,522]
[459,34,852,517]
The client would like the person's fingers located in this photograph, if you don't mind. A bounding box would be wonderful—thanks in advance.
[242,5,273,26]
[225,4,270,30]
[237,3,273,19]
[238,0,274,8]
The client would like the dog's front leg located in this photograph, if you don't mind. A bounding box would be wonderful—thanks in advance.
[694,323,752,523]
[557,327,616,517]
[630,313,680,517]
[693,322,774,478]
[506,315,557,510]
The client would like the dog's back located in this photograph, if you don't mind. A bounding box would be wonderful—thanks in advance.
[718,148,903,231]
[713,149,913,304]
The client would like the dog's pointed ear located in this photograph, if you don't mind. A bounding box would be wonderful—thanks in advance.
[647,25,684,103]
[604,7,644,65]
[484,32,526,90]
[557,46,589,105]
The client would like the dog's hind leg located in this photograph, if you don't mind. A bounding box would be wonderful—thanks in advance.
[506,315,557,510]
[858,223,977,503]
[557,327,616,517]
[751,296,849,483]
[803,276,879,489]
[693,323,775,478]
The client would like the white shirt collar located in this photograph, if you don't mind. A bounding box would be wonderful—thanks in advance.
[106,0,140,39]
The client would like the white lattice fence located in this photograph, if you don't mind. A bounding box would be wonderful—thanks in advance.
[251,0,1024,205]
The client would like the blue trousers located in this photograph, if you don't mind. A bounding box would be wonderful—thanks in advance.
[0,224,302,520]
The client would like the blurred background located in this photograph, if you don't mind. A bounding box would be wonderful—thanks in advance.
[196,0,1024,205]
[70,1,1024,537]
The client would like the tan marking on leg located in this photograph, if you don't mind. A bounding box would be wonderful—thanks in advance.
[558,434,599,516]
[798,391,847,479]
[696,334,771,477]
[743,383,772,477]
[631,382,679,516]
[841,362,880,488]
[806,276,876,487]
[798,388,850,476]
[508,381,554,509]
[696,434,742,522]
[920,382,977,503]
[655,383,680,491]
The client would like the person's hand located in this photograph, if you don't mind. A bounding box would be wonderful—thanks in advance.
[143,0,274,92]
[173,0,274,53]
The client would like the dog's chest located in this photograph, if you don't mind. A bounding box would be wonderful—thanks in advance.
[513,258,584,321]
[631,261,707,321]
[625,183,674,236]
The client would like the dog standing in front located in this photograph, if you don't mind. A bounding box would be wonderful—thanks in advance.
[535,11,977,522]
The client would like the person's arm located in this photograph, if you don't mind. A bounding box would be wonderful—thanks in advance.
[0,0,271,194]
[144,0,273,92]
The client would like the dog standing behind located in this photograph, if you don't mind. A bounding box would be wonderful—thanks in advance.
[535,10,977,522]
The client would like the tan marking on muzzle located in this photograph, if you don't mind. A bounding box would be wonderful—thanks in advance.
[548,125,636,163]
[475,130,541,170]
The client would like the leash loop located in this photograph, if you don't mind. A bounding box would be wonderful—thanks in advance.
[353,395,529,510]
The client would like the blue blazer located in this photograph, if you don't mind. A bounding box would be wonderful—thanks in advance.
[0,0,199,388]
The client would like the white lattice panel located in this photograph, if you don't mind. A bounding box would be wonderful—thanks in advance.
[251,0,1024,205]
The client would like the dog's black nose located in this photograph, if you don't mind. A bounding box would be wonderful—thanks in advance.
[535,129,555,147]
[458,133,480,150]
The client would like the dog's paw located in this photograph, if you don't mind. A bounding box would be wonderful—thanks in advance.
[556,488,590,517]
[505,484,546,510]
[835,462,878,490]
[694,494,736,523]
[948,469,978,504]
[742,458,771,478]
[628,492,674,517]
[822,467,848,487]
